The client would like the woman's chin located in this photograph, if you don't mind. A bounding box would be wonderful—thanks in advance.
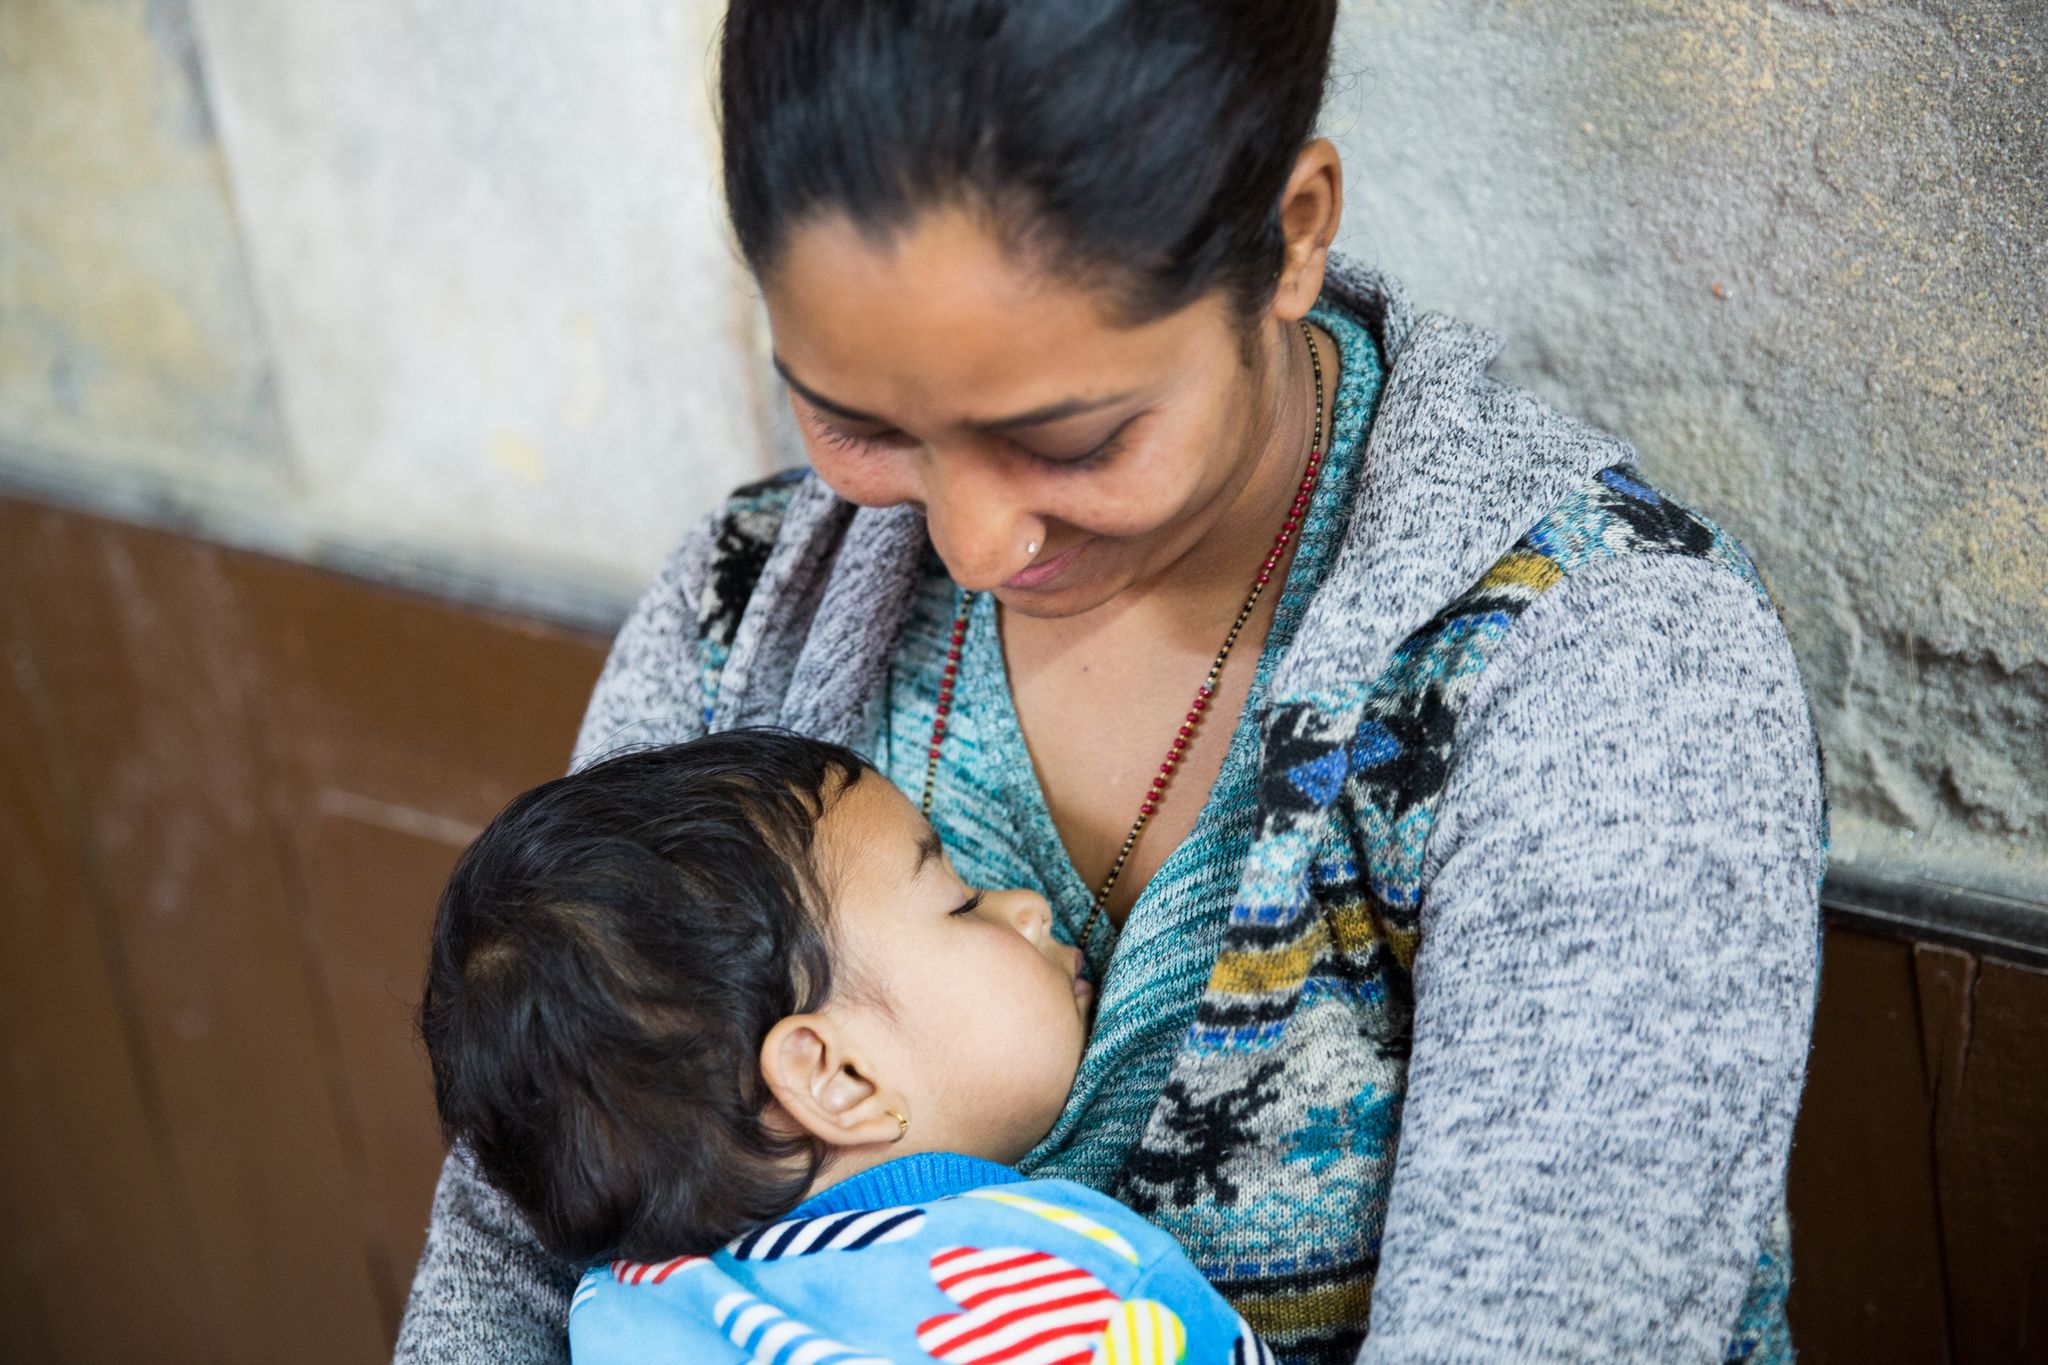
[989,578,1122,620]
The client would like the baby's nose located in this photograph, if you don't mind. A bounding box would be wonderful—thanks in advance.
[988,887,1052,943]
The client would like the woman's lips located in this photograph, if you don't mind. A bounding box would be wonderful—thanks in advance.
[1004,541,1084,590]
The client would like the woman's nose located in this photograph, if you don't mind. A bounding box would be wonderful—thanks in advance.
[921,456,1030,591]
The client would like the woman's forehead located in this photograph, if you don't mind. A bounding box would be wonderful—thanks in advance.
[760,208,1225,424]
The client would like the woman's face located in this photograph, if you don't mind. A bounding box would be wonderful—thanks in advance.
[759,207,1289,619]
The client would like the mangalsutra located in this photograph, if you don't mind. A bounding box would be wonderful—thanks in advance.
[922,320,1328,951]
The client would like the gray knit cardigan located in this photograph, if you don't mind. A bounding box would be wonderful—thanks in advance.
[395,262,1825,1364]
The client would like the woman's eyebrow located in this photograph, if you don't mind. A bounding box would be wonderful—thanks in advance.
[773,355,1134,432]
[775,358,880,423]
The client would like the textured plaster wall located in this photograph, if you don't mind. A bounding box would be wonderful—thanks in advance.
[1328,0,2046,890]
[0,0,773,615]
[2,0,2042,891]
[0,0,286,488]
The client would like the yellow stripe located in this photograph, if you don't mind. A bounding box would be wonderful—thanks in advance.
[1211,899,1395,996]
[1236,1278,1375,1341]
[1322,901,1381,956]
[962,1190,1140,1263]
[1097,1301,1186,1365]
[1478,550,1563,594]
[1163,1303,1186,1360]
[1208,937,1317,995]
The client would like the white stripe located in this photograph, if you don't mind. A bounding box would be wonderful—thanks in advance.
[725,1299,782,1348]
[759,1217,809,1258]
[917,1299,1115,1357]
[941,1267,1088,1307]
[781,1214,840,1256]
[750,1317,808,1362]
[935,1250,1080,1299]
[953,1272,1109,1318]
[932,1246,1040,1277]
[783,1338,851,1365]
[788,1338,892,1365]
[855,1207,925,1244]
[830,1208,903,1248]
[991,1334,1119,1365]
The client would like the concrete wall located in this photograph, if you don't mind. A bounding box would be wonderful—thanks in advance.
[1,0,772,622]
[1328,0,2046,893]
[2,0,2042,893]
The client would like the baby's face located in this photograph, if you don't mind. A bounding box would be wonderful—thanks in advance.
[815,771,1092,1165]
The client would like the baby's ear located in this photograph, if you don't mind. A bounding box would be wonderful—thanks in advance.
[759,1014,907,1150]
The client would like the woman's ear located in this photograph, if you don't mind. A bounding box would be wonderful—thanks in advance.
[759,1014,909,1150]
[1270,138,1344,323]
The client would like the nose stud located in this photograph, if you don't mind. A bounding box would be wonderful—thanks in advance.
[1026,539,1041,557]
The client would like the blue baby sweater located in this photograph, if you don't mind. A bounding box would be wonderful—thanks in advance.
[567,1153,1272,1364]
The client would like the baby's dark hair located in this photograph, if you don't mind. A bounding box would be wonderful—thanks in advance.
[418,728,869,1263]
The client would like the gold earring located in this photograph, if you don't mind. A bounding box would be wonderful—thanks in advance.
[884,1109,909,1141]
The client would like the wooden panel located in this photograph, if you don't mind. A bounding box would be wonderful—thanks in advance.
[8,491,2047,1363]
[0,532,212,1363]
[1787,927,1952,1363]
[0,501,387,1364]
[226,550,604,817]
[1919,947,2048,1365]
[226,551,605,1335]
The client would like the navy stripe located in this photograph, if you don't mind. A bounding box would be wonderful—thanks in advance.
[727,1223,773,1259]
[813,1209,869,1250]
[843,1208,920,1250]
[760,1217,808,1260]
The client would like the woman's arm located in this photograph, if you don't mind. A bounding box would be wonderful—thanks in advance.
[1357,554,1825,1364]
[394,519,715,1365]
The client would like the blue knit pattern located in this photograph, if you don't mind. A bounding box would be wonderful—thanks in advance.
[868,303,1386,1197]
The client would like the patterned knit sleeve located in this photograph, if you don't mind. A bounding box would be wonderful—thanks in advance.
[394,518,720,1365]
[1356,554,1825,1363]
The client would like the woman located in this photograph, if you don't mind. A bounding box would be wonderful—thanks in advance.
[397,2,1824,1361]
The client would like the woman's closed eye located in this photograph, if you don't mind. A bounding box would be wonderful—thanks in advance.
[950,889,987,918]
[810,420,915,456]
[802,401,1137,471]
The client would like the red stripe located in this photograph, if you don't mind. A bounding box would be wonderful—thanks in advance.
[935,1250,1054,1293]
[955,1267,1095,1310]
[649,1256,701,1284]
[918,1290,1117,1355]
[950,1316,1112,1365]
[930,1246,982,1269]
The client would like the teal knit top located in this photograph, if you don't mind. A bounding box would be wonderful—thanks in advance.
[868,301,1386,1191]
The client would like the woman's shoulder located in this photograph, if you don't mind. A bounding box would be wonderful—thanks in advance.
[691,468,819,651]
[1408,463,1806,738]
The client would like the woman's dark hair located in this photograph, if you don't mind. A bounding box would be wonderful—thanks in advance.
[418,729,868,1262]
[719,0,1339,325]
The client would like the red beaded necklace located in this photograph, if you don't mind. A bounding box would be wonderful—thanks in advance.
[922,318,1328,950]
